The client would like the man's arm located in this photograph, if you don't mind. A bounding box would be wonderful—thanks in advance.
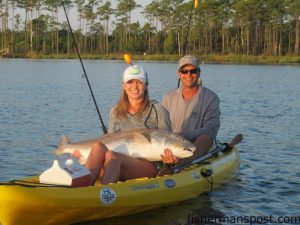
[183,95,220,141]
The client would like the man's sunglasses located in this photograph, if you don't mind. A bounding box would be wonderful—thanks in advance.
[179,68,200,75]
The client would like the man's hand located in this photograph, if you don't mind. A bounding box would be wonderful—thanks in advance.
[160,148,179,165]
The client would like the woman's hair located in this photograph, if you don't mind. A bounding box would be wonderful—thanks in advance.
[114,86,150,119]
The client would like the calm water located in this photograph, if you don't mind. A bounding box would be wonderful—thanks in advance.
[1,59,300,225]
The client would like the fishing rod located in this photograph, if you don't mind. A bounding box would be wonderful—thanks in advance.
[177,0,199,88]
[61,1,107,134]
[158,133,243,176]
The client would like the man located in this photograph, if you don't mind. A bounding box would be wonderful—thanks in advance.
[161,55,220,164]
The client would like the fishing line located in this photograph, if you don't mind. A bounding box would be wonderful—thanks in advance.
[61,0,107,134]
[177,0,199,87]
[182,2,194,57]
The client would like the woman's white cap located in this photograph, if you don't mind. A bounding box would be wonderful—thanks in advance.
[123,65,148,84]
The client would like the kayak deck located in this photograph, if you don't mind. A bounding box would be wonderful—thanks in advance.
[0,147,240,225]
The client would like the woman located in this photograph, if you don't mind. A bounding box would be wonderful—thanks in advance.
[85,65,177,185]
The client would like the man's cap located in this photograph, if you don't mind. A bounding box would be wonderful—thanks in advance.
[178,55,200,69]
[123,65,148,84]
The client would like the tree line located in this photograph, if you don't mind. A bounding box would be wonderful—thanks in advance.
[1,0,300,57]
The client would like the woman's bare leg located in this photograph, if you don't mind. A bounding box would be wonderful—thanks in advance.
[102,152,157,184]
[85,142,108,185]
[102,151,121,184]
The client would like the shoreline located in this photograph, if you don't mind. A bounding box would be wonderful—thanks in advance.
[1,53,300,66]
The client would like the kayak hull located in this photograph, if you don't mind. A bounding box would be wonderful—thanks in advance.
[0,147,240,225]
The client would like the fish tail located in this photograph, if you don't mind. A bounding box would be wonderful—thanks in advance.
[53,135,70,154]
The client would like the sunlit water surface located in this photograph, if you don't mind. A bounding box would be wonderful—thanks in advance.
[1,59,299,225]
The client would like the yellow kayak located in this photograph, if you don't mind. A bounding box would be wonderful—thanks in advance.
[0,147,240,225]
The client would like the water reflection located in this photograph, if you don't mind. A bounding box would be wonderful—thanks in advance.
[74,192,225,225]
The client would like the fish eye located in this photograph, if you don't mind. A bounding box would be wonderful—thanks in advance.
[184,147,192,152]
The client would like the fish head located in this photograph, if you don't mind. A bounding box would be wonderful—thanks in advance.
[154,131,196,158]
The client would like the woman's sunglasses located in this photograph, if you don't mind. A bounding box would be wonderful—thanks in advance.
[179,68,200,75]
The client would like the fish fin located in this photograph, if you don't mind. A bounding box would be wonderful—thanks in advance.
[53,135,70,155]
[59,135,70,148]
[151,138,160,146]
[149,132,164,146]
[132,132,151,144]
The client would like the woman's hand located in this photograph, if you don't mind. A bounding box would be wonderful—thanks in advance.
[160,148,179,165]
[71,149,82,159]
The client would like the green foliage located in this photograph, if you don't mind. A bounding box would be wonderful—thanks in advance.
[163,31,176,54]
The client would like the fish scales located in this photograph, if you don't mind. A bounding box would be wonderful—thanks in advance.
[54,129,196,164]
